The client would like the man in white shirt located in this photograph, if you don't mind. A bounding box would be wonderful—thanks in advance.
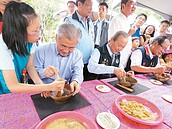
[154,20,170,37]
[108,0,137,68]
[88,31,129,79]
[130,36,169,74]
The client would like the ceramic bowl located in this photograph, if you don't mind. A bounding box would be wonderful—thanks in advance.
[118,76,137,87]
[154,73,171,82]
[50,84,73,103]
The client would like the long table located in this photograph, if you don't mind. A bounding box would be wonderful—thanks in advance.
[0,75,172,129]
[100,74,172,129]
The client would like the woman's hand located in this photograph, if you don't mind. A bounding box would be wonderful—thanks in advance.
[49,79,65,92]
[41,91,51,98]
[145,34,151,40]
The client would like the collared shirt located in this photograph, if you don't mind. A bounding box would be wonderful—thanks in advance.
[108,12,132,68]
[88,44,123,74]
[106,43,113,57]
[95,19,103,46]
[130,45,160,66]
[108,12,130,40]
[34,43,84,85]
[64,11,94,64]
[65,10,91,32]
[75,11,89,31]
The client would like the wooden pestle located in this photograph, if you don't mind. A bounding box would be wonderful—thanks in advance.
[55,73,63,98]
[117,83,134,92]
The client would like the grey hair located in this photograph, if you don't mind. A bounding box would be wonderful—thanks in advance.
[56,23,82,40]
[150,35,167,45]
[112,31,128,41]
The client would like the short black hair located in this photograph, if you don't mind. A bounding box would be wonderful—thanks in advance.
[99,2,108,9]
[132,36,139,42]
[67,1,76,5]
[2,1,38,56]
[136,13,147,21]
[121,0,129,10]
[160,20,170,26]
[121,0,128,5]
[76,0,85,7]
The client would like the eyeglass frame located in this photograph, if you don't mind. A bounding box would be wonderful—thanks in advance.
[158,43,166,50]
[59,43,75,51]
[27,27,42,37]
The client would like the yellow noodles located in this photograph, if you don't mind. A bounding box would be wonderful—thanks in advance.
[119,101,156,121]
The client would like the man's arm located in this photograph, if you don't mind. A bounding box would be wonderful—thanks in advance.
[87,48,115,74]
[71,50,84,85]
[130,49,165,73]
[27,53,44,84]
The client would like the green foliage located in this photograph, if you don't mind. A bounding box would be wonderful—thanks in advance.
[23,0,66,43]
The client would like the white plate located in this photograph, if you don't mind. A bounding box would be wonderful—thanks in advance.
[96,112,120,129]
[96,85,111,93]
[150,79,163,85]
[162,94,172,103]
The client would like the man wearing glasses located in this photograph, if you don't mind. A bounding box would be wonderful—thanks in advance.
[128,36,170,74]
[34,23,83,96]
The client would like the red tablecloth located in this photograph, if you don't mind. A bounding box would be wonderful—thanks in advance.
[0,78,171,129]
[100,74,172,128]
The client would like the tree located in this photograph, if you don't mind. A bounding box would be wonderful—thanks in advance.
[24,0,66,42]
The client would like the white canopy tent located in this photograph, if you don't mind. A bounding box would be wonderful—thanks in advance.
[137,0,172,20]
[94,0,172,34]
[96,0,172,20]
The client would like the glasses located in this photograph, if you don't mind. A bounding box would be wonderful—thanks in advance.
[27,27,42,37]
[159,44,166,50]
[60,44,75,51]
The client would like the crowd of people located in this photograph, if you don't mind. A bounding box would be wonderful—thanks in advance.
[0,0,172,96]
